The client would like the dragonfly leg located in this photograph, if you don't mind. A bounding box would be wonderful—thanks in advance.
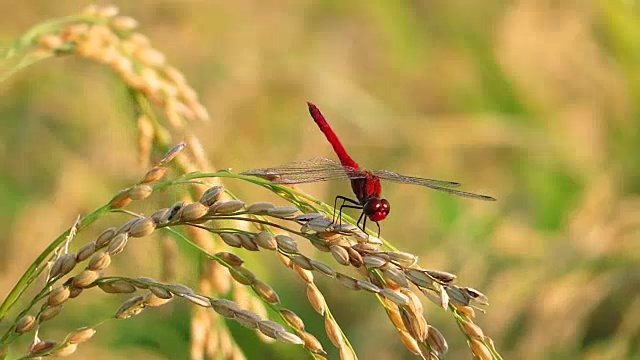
[338,204,365,231]
[331,196,343,224]
[355,212,379,238]
[333,195,361,226]
[357,211,366,232]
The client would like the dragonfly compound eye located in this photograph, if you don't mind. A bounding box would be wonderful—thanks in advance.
[364,198,390,222]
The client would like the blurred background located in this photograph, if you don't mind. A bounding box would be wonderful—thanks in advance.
[1,1,639,359]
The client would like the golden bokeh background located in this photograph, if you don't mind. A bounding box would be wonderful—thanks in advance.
[1,1,639,359]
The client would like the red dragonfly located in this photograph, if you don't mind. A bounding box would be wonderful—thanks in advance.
[242,102,496,236]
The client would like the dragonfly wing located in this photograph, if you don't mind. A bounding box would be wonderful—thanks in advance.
[241,157,366,184]
[371,169,496,201]
[371,169,462,187]
[420,186,496,201]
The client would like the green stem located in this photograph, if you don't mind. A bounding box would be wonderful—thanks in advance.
[0,171,282,323]
[0,204,110,321]
[0,173,203,323]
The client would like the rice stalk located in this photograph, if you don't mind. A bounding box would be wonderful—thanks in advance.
[0,4,504,360]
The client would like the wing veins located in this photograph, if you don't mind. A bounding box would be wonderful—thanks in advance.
[370,169,495,201]
[371,169,462,187]
[241,157,365,184]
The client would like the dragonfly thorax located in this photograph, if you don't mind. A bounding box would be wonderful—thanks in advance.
[363,197,390,222]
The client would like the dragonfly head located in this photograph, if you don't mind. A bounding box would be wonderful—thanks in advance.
[363,197,390,222]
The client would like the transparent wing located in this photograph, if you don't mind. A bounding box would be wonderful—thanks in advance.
[371,169,496,201]
[241,157,365,184]
[370,169,462,188]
